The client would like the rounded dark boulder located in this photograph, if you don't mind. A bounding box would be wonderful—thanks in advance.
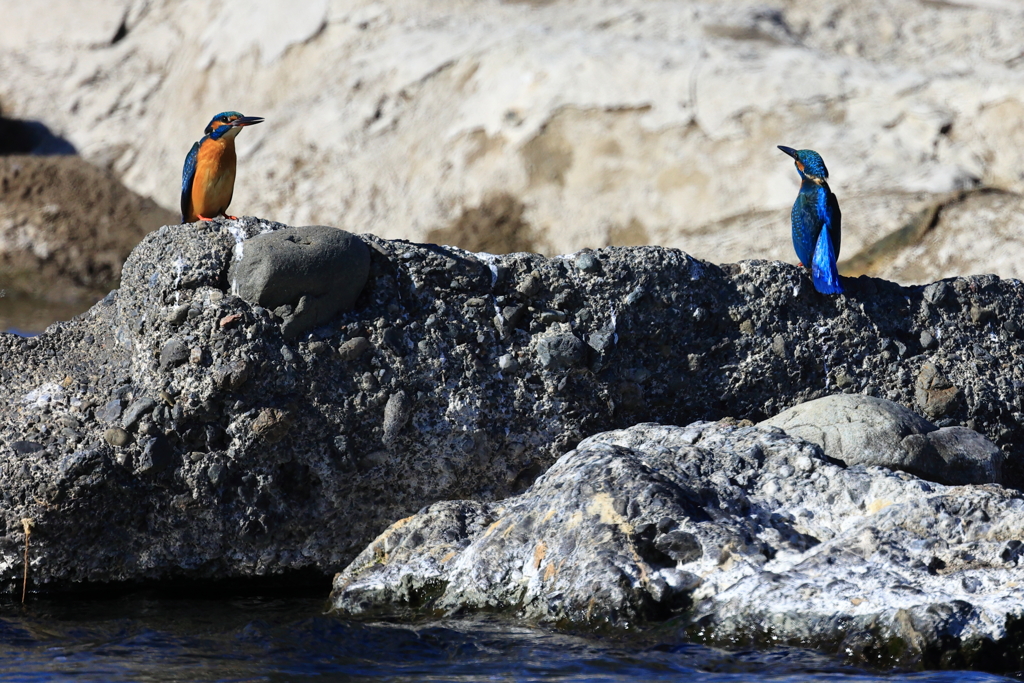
[228,225,370,339]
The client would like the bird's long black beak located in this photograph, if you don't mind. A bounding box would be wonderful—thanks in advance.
[778,145,798,159]
[232,116,265,127]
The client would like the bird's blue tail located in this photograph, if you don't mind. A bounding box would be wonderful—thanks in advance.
[811,228,842,295]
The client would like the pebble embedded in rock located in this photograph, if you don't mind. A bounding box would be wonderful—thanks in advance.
[137,435,173,475]
[252,408,293,444]
[654,530,703,563]
[159,338,189,371]
[166,304,189,324]
[536,334,585,370]
[121,397,156,429]
[338,336,371,361]
[970,304,995,325]
[103,427,130,447]
[574,252,600,273]
[383,391,412,445]
[10,441,44,455]
[94,399,124,424]
[915,363,962,419]
[517,272,541,298]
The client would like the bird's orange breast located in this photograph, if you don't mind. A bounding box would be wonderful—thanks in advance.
[190,137,237,220]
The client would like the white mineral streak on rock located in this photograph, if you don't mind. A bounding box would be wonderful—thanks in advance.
[21,382,64,408]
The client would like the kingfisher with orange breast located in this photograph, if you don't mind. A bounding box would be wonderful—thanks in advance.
[180,111,264,223]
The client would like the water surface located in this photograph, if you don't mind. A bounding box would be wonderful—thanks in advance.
[0,595,1016,682]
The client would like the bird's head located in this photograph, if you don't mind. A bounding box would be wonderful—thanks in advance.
[778,146,829,183]
[204,111,264,141]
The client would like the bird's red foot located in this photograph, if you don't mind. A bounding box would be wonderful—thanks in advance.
[226,215,238,220]
[197,214,216,222]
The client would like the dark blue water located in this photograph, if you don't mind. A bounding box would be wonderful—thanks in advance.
[0,595,1016,682]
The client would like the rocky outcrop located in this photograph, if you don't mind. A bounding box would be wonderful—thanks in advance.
[0,218,1023,595]
[331,421,1024,672]
[3,1,1024,283]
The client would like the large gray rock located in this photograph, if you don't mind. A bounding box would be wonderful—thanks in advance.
[227,225,370,339]
[331,421,1024,671]
[1,218,1024,598]
[760,394,1004,485]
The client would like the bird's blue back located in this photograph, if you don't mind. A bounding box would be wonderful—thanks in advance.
[180,140,200,223]
[783,148,842,294]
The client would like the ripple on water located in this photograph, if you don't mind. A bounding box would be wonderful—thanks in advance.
[0,596,1018,682]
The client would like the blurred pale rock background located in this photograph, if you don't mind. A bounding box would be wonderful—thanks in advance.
[2,0,1024,330]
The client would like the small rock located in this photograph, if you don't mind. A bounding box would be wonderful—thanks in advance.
[122,397,157,429]
[654,530,703,563]
[11,441,44,455]
[920,330,936,349]
[207,462,226,487]
[915,363,962,419]
[923,281,949,305]
[587,330,614,354]
[761,394,938,477]
[383,391,412,445]
[771,334,788,359]
[536,334,585,370]
[338,336,371,361]
[137,435,174,475]
[382,328,407,355]
[970,305,995,325]
[903,426,1003,486]
[213,360,251,391]
[252,408,293,443]
[498,354,520,372]
[159,338,189,371]
[228,226,371,340]
[95,398,125,424]
[537,310,567,324]
[360,372,379,392]
[574,252,600,273]
[834,371,854,388]
[104,427,131,447]
[58,449,102,480]
[219,312,243,328]
[166,304,190,324]
[517,272,541,298]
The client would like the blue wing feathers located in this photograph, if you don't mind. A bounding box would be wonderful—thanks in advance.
[180,141,200,223]
[811,221,843,294]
